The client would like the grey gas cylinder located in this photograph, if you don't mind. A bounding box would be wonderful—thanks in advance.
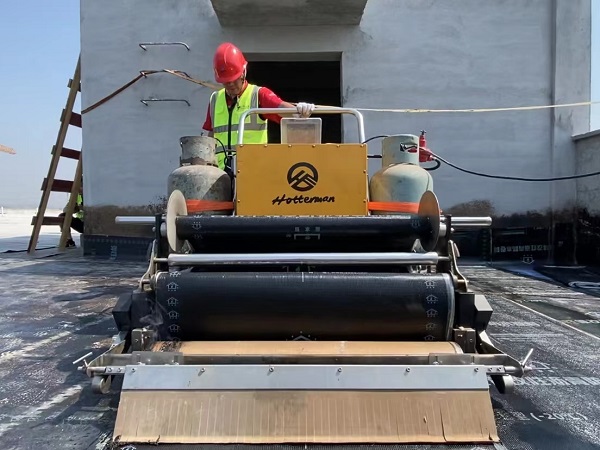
[167,136,232,215]
[369,134,434,215]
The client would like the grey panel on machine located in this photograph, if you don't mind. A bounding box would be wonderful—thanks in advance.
[121,364,489,391]
[152,272,455,342]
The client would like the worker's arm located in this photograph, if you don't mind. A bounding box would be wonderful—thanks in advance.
[278,101,315,118]
[257,88,315,122]
[275,101,296,118]
[203,103,214,137]
[279,101,296,109]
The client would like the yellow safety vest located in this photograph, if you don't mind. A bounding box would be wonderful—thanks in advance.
[75,193,84,219]
[210,83,268,170]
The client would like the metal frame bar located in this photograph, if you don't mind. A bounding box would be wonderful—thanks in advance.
[114,215,492,229]
[116,216,161,225]
[441,217,492,227]
[120,364,490,391]
[237,107,366,145]
[166,251,439,266]
[83,349,524,377]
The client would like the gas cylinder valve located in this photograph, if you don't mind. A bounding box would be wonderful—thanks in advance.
[419,130,434,163]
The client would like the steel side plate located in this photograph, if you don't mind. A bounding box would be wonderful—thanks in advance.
[121,364,490,391]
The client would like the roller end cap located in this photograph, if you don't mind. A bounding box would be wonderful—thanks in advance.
[418,190,441,252]
[167,189,187,253]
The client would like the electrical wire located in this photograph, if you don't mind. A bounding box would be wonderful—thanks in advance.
[213,136,226,151]
[80,66,600,116]
[361,135,389,144]
[362,135,398,159]
[430,151,600,181]
[360,135,600,181]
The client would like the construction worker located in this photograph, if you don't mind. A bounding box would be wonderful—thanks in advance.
[202,42,315,172]
[58,188,84,248]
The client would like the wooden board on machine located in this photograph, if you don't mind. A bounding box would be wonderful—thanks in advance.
[150,340,464,356]
[113,390,499,445]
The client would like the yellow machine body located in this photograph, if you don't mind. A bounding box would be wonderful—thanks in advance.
[235,143,369,216]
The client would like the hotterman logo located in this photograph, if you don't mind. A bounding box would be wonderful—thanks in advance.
[272,194,335,205]
[287,162,318,192]
[272,162,336,205]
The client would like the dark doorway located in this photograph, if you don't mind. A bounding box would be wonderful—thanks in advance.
[246,61,342,144]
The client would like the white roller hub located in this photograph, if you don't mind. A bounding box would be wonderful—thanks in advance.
[417,190,441,252]
[167,189,187,253]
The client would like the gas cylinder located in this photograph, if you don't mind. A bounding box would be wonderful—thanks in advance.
[369,134,433,215]
[167,136,232,215]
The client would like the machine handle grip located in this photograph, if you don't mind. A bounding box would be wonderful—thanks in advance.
[237,107,365,145]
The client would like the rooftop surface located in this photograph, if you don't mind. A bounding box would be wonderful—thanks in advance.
[0,210,598,450]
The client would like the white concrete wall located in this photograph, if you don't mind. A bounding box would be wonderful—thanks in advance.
[575,130,600,214]
[80,0,591,227]
[550,0,593,220]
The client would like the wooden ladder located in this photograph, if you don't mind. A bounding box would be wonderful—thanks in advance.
[28,56,83,253]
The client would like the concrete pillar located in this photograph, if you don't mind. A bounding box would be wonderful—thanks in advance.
[549,0,591,264]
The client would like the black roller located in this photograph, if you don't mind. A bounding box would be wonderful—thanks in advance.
[175,215,436,252]
[150,271,455,342]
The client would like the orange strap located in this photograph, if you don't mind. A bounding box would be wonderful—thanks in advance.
[186,199,234,213]
[368,201,420,214]
[369,202,443,214]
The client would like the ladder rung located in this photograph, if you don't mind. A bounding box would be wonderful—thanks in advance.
[60,109,82,128]
[61,147,81,160]
[67,78,81,92]
[31,216,65,226]
[41,178,74,193]
[70,112,82,128]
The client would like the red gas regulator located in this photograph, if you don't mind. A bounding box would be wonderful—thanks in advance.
[406,130,435,164]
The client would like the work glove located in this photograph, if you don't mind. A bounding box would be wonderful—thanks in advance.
[295,102,315,118]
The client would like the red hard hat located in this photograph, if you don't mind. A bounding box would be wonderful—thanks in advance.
[213,42,247,83]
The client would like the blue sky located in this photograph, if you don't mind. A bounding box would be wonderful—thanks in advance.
[0,1,81,209]
[0,1,598,209]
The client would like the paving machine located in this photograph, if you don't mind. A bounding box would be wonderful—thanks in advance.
[76,107,532,449]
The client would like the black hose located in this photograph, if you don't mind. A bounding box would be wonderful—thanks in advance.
[361,135,389,144]
[431,151,600,181]
[360,135,600,181]
[213,136,226,150]
[424,159,441,171]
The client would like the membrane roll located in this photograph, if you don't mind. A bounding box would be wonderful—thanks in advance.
[174,215,436,252]
[153,271,454,342]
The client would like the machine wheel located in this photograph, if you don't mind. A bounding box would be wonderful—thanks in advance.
[491,374,514,394]
[91,375,112,394]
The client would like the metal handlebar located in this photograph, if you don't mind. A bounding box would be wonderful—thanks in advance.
[237,107,365,145]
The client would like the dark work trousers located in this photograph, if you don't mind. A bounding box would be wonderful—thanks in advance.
[59,213,84,234]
